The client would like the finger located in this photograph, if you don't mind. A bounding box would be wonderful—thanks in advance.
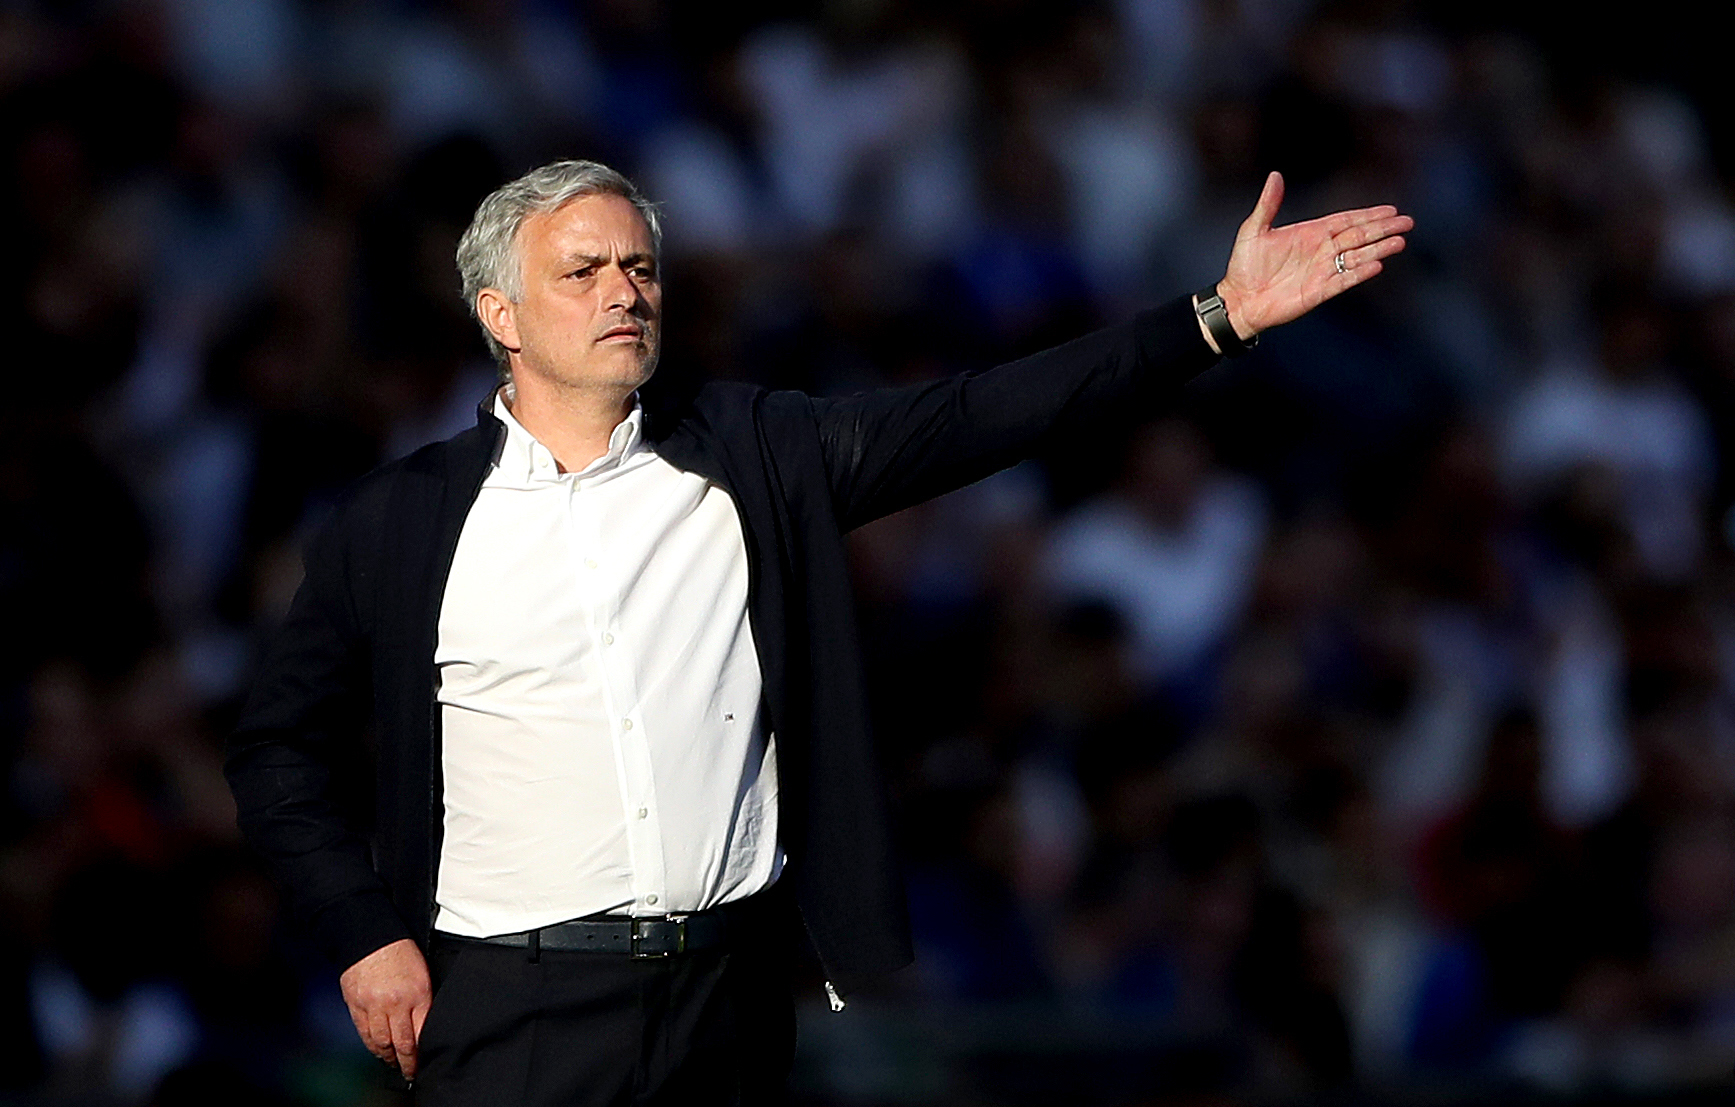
[368,1010,396,1061]
[1334,215,1414,251]
[1318,205,1404,236]
[1367,234,1407,261]
[1343,216,1413,248]
[391,1008,419,1079]
[348,1003,371,1043]
[1326,237,1403,288]
[1241,171,1284,235]
[1347,258,1383,286]
[1339,236,1406,272]
[1337,258,1383,289]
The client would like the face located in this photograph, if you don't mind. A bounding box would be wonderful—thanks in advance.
[478,192,662,398]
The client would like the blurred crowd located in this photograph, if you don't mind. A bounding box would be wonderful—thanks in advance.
[5,0,1735,1104]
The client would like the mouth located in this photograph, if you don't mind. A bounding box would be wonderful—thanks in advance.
[598,324,644,343]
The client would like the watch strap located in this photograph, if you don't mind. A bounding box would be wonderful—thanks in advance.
[1194,284,1258,357]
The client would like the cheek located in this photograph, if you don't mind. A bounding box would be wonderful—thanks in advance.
[528,299,595,339]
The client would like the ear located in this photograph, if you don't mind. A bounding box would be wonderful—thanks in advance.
[475,288,521,354]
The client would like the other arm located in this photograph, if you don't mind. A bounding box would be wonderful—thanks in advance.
[225,508,430,1078]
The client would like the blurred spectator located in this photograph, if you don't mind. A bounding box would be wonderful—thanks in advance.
[1503,279,1715,582]
[6,0,1735,1102]
[1043,417,1267,706]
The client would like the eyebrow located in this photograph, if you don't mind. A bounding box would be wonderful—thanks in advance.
[557,253,657,270]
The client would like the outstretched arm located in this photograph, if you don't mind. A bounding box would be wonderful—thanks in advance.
[811,173,1413,528]
[1208,170,1414,350]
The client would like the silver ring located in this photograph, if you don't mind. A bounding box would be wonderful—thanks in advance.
[1334,252,1347,275]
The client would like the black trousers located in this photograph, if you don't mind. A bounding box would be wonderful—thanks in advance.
[413,914,796,1106]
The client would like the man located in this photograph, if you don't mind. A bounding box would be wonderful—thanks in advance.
[226,159,1409,1104]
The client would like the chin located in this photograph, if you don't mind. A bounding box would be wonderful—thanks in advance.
[530,349,659,394]
[603,346,659,390]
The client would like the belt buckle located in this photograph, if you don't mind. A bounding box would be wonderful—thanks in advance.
[629,916,687,959]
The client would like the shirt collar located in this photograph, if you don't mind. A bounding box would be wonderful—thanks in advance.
[490,390,645,483]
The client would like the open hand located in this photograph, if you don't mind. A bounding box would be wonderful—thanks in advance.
[1216,171,1413,340]
[340,938,432,1081]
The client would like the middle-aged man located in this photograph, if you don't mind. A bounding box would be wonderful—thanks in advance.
[226,159,1411,1105]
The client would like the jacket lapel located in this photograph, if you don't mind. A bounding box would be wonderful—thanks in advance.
[375,404,500,937]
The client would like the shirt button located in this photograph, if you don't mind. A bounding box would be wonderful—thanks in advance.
[584,558,598,569]
[637,807,648,819]
[622,718,633,731]
[645,894,659,906]
[603,633,615,645]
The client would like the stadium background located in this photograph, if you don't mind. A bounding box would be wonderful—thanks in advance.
[4,1,1735,1103]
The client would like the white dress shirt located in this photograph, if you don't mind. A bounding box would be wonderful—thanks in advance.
[431,393,781,937]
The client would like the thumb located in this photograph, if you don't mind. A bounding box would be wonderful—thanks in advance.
[1242,171,1283,235]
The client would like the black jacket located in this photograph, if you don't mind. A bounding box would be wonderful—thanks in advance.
[225,296,1218,985]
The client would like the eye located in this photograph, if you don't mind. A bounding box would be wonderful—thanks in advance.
[567,265,596,280]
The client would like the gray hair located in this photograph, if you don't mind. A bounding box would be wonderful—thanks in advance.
[455,159,662,372]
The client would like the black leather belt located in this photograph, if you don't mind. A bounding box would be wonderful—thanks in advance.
[451,910,731,958]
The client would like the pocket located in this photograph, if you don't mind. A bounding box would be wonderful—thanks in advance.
[417,944,472,1054]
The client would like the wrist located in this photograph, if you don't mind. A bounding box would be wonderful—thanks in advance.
[1215,282,1256,342]
[1193,283,1259,357]
[1193,293,1223,356]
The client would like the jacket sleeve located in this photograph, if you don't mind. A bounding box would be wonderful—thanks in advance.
[225,499,413,971]
[808,295,1219,532]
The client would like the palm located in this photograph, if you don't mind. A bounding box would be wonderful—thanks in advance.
[1218,172,1413,338]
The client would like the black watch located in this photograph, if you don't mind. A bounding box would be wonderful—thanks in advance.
[1194,284,1259,357]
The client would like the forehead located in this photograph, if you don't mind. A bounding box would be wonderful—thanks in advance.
[518,193,654,259]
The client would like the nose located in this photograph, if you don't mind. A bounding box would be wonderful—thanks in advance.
[600,263,643,314]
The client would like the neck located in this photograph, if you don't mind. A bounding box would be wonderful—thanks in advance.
[502,371,635,473]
